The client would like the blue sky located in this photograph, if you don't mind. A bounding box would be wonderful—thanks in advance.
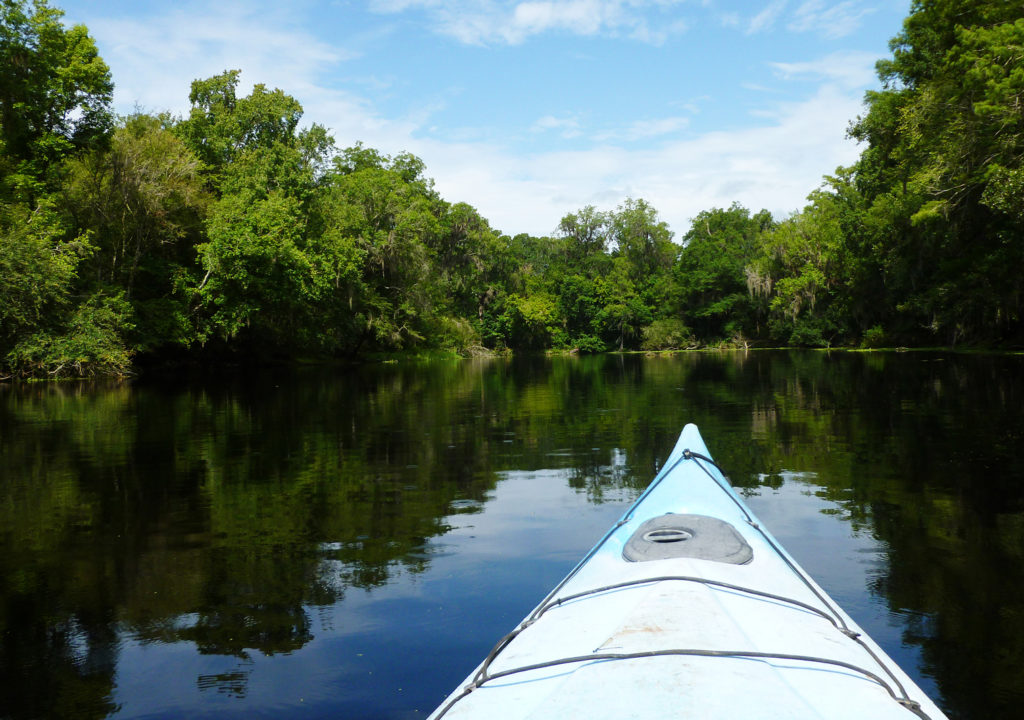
[57,0,910,238]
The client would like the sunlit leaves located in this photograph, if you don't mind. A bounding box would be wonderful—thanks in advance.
[0,199,86,348]
[63,114,208,301]
[0,0,112,197]
[843,1,1024,344]
[675,203,764,341]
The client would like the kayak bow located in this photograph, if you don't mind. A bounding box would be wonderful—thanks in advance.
[429,424,947,720]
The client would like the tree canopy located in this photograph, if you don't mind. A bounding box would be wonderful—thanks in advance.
[2,0,1022,378]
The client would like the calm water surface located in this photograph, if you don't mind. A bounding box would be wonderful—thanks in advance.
[1,351,1022,719]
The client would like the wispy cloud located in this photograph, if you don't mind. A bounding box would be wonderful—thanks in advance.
[532,114,584,138]
[593,115,690,142]
[81,2,350,117]
[788,0,875,39]
[746,0,787,35]
[68,0,879,239]
[770,50,879,90]
[415,84,865,235]
[371,0,690,46]
[719,11,741,29]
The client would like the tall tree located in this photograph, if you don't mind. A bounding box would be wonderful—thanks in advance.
[175,71,336,353]
[748,192,850,346]
[608,198,675,285]
[0,0,132,378]
[0,0,112,199]
[848,0,1024,344]
[674,203,768,341]
[558,205,609,267]
[63,114,208,350]
[318,145,441,353]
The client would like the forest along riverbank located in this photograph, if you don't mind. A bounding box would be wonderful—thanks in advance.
[2,1,1023,381]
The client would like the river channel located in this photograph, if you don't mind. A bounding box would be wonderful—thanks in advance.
[1,351,1022,719]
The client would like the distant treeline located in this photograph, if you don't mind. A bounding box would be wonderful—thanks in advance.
[2,0,1022,378]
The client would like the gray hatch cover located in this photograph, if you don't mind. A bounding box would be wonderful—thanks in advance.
[622,513,753,564]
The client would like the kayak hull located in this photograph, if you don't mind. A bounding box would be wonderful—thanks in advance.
[428,424,947,720]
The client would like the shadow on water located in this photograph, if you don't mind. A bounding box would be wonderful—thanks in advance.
[0,351,1021,719]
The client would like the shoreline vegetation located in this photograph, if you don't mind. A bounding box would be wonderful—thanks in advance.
[2,0,1022,380]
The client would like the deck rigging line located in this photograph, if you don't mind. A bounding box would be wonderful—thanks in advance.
[430,448,934,720]
[435,649,930,720]
[682,450,921,710]
[542,576,842,628]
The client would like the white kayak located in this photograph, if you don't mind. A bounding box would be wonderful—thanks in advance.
[428,424,948,720]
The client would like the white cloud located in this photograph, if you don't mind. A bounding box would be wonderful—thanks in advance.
[372,0,689,46]
[84,3,350,118]
[719,12,740,28]
[514,1,607,36]
[532,114,584,138]
[770,50,879,90]
[744,0,872,39]
[593,115,690,142]
[789,0,874,39]
[369,0,442,11]
[413,85,865,236]
[73,0,872,240]
[747,0,788,35]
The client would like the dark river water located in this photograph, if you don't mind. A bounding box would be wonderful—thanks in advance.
[1,351,1022,719]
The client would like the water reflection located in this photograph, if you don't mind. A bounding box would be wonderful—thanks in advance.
[0,352,1022,719]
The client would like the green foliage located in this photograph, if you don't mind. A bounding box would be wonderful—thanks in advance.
[558,205,609,266]
[861,325,887,349]
[593,257,651,350]
[783,317,832,348]
[0,196,135,378]
[7,292,133,377]
[433,201,508,325]
[845,1,1024,345]
[641,318,694,351]
[498,293,562,350]
[609,197,675,284]
[0,198,86,351]
[321,148,441,352]
[195,190,310,344]
[175,70,301,183]
[675,203,766,340]
[557,274,602,346]
[431,316,485,356]
[748,191,849,344]
[0,0,112,199]
[5,0,1024,377]
[174,71,341,354]
[62,114,208,349]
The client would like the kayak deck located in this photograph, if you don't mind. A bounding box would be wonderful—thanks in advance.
[429,424,947,720]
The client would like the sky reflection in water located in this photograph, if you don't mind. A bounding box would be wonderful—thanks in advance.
[2,351,1022,719]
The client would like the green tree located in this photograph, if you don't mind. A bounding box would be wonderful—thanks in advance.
[318,145,441,353]
[608,197,675,285]
[0,3,133,378]
[558,205,609,267]
[0,199,85,354]
[674,203,768,342]
[433,202,507,326]
[175,71,336,353]
[595,257,650,351]
[555,273,604,351]
[63,114,208,350]
[497,292,562,350]
[0,199,133,377]
[0,0,112,199]
[847,1,1024,345]
[748,192,849,347]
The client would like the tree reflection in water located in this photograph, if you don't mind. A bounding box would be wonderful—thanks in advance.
[0,352,1021,719]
